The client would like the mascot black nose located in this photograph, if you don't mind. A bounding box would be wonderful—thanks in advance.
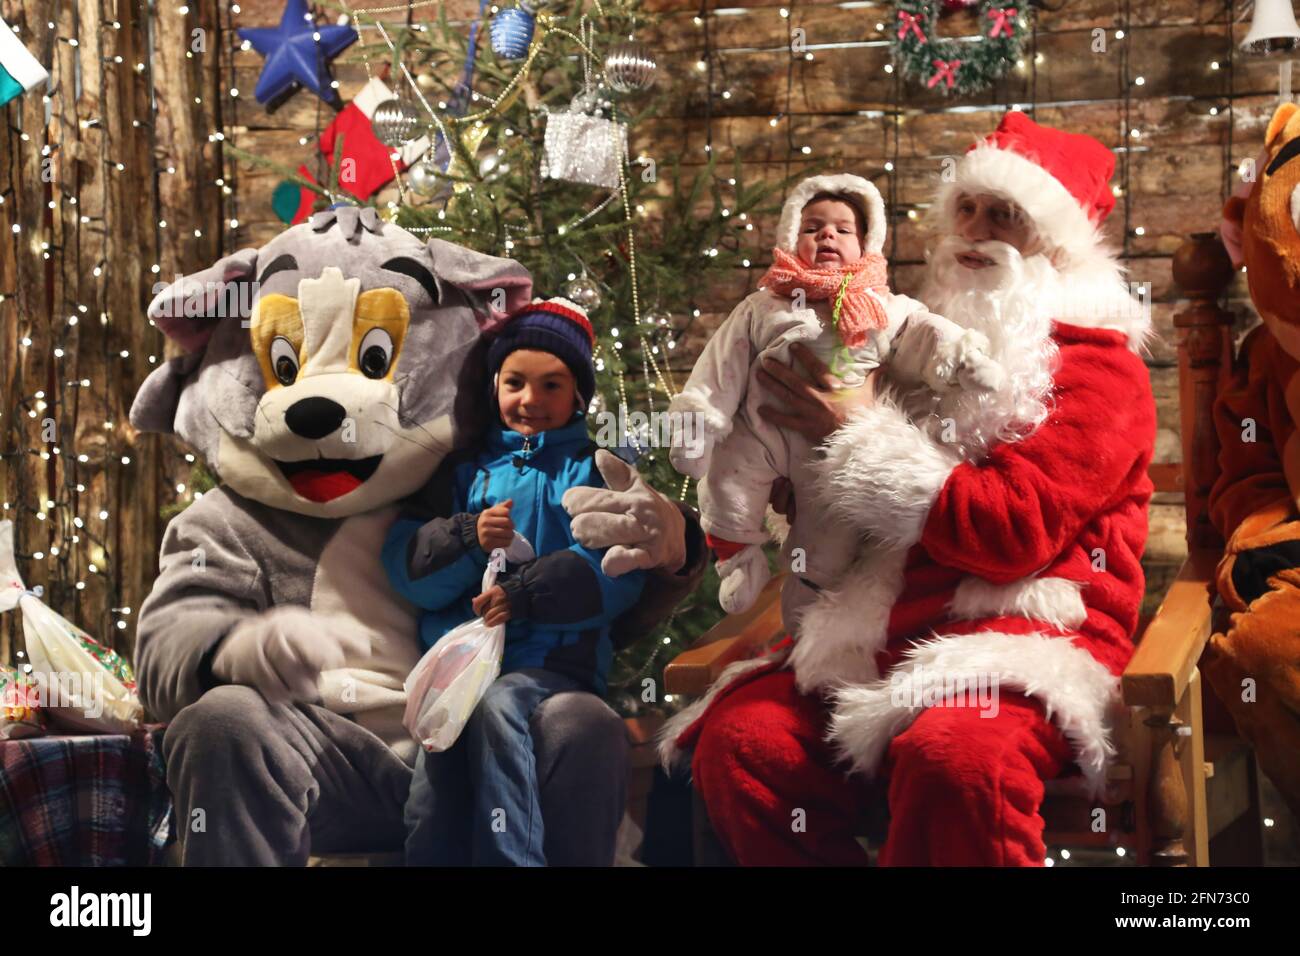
[285,397,347,440]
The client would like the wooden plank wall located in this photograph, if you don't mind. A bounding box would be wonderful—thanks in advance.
[0,0,221,662]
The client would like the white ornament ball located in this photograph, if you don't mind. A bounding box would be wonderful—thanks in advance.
[564,275,602,311]
[407,156,442,196]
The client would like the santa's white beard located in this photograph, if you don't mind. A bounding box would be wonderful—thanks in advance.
[899,236,1062,461]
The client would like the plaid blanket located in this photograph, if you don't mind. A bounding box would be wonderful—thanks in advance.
[0,726,174,866]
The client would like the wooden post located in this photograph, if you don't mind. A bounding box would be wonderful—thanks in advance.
[1170,233,1235,552]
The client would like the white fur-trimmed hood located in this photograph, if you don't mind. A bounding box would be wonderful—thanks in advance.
[777,174,887,256]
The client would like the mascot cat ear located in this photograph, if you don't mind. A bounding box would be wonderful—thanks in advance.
[1267,102,1300,148]
[129,246,260,435]
[424,237,532,333]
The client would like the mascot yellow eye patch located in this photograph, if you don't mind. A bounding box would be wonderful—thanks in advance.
[250,288,411,388]
[349,289,410,380]
[251,294,307,389]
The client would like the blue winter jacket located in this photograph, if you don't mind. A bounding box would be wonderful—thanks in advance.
[382,414,646,695]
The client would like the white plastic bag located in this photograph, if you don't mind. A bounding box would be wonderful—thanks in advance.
[0,520,143,734]
[403,532,534,752]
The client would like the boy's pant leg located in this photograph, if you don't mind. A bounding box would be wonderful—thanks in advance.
[404,742,473,865]
[161,684,411,866]
[533,690,629,866]
[464,668,583,866]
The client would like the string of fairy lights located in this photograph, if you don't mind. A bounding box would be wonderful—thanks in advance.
[0,10,171,644]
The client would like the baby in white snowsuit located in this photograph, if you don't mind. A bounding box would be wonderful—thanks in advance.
[668,173,1002,617]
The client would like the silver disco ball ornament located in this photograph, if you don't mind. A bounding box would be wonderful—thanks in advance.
[407,155,443,196]
[604,41,657,94]
[371,98,422,147]
[564,274,602,312]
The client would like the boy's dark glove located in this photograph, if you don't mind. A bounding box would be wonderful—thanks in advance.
[497,551,604,625]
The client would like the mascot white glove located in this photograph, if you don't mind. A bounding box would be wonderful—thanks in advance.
[211,606,371,707]
[563,449,687,577]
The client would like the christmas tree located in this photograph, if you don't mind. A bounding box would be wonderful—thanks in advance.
[223,0,810,717]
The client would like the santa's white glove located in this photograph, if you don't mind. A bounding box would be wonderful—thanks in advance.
[211,606,371,707]
[563,449,687,577]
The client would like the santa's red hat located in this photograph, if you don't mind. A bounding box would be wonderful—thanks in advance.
[935,111,1116,264]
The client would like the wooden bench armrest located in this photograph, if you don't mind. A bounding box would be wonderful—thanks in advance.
[663,574,787,697]
[666,549,1220,710]
[1122,549,1219,711]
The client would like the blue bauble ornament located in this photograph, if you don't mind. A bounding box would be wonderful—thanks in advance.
[491,5,535,61]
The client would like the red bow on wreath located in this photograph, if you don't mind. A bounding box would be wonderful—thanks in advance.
[927,58,961,89]
[897,10,927,43]
[987,7,1017,38]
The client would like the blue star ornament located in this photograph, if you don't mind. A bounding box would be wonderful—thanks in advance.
[238,0,357,108]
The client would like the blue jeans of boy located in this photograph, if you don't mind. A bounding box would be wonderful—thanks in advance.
[404,667,585,866]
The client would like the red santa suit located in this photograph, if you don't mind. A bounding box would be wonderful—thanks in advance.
[659,112,1157,866]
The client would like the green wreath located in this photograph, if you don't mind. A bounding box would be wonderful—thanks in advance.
[892,1,1028,96]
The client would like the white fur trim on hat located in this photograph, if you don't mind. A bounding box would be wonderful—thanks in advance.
[935,142,1107,266]
[778,174,888,256]
[828,630,1123,797]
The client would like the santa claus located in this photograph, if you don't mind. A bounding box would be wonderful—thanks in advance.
[658,111,1157,866]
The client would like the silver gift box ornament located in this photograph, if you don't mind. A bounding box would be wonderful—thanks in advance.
[541,107,628,190]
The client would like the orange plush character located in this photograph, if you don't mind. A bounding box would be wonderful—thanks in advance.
[1209,101,1300,819]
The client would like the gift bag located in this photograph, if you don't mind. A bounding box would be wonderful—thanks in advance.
[0,520,143,734]
[0,665,47,740]
[403,532,534,752]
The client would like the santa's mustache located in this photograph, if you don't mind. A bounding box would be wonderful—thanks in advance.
[929,236,1035,289]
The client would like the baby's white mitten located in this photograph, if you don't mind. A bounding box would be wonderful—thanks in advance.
[669,433,714,480]
[952,330,1006,392]
[665,416,717,478]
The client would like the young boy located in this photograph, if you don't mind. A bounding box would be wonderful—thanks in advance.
[383,297,645,867]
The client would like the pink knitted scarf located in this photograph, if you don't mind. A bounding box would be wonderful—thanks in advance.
[759,246,890,348]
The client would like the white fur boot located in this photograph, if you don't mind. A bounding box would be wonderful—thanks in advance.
[716,544,771,614]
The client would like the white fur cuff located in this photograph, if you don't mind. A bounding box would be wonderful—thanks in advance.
[810,404,960,549]
[827,631,1122,797]
[668,389,733,442]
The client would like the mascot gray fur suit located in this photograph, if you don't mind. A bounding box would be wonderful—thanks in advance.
[130,205,705,865]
